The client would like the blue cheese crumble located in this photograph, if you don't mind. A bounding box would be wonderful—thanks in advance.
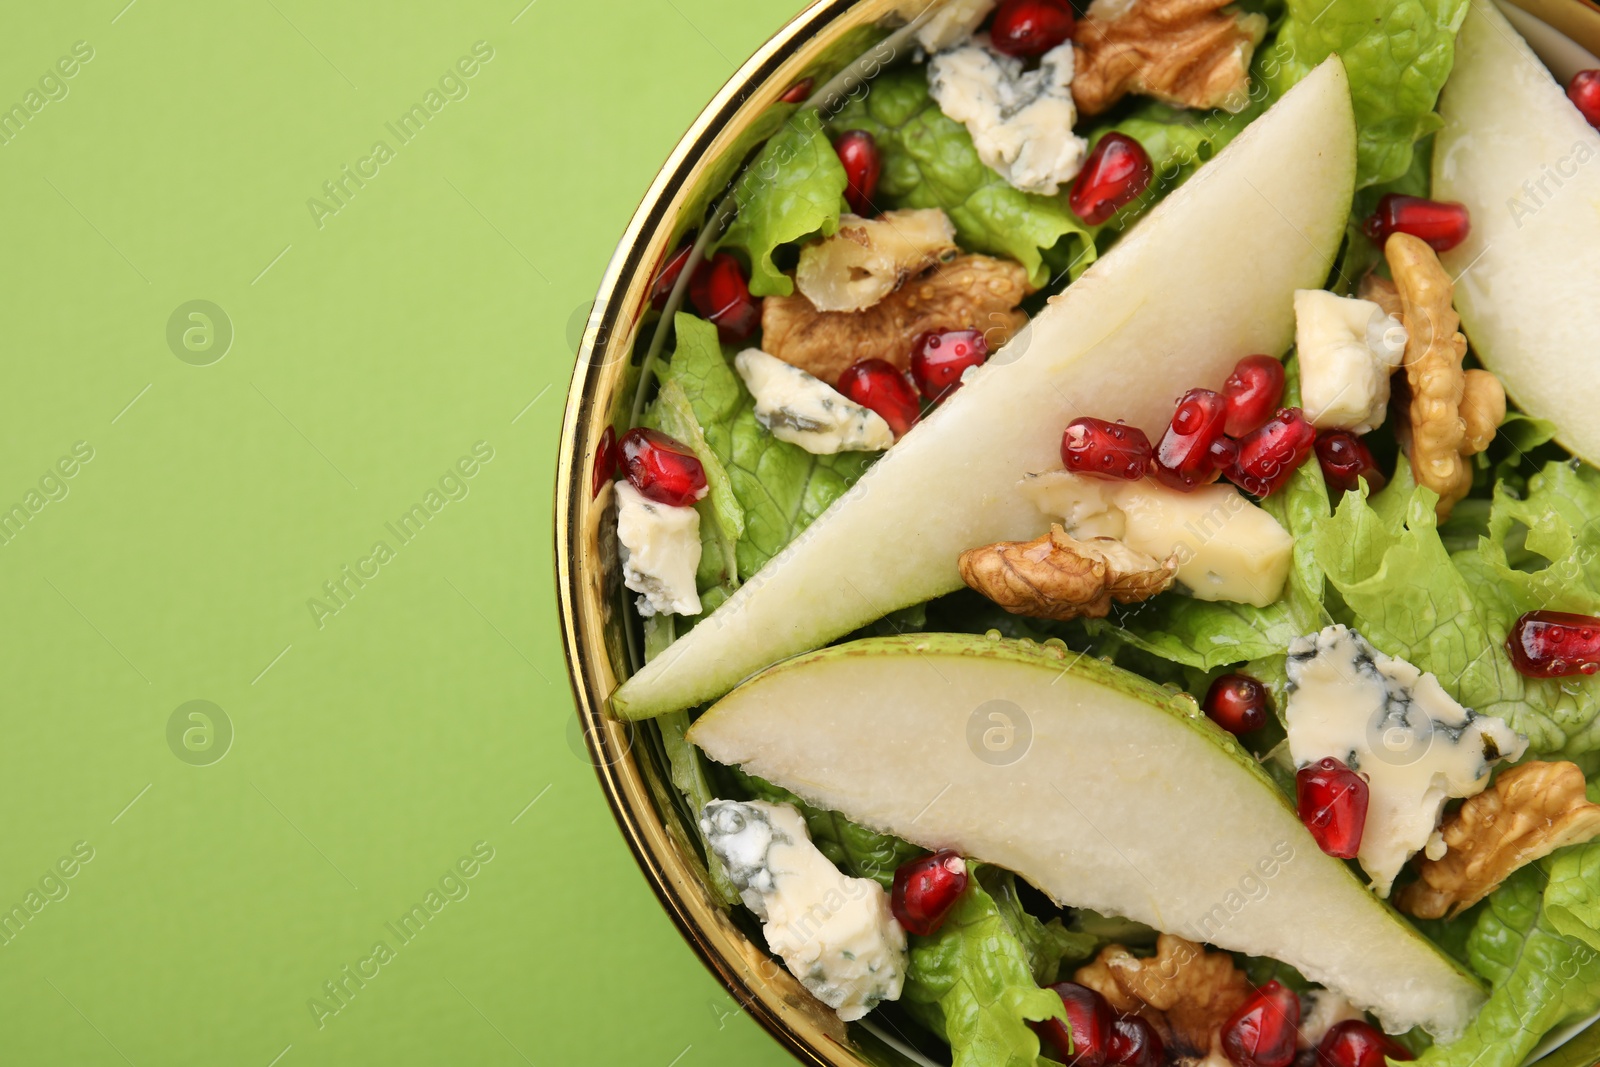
[700,799,907,1021]
[614,481,701,617]
[734,349,894,455]
[927,40,1086,195]
[1285,625,1528,896]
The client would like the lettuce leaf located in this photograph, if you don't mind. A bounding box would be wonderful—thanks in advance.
[726,766,922,889]
[1314,460,1600,755]
[1413,858,1600,1067]
[720,110,848,297]
[902,870,1067,1067]
[830,68,1092,287]
[979,867,1098,987]
[659,313,875,578]
[643,376,744,591]
[1260,0,1470,187]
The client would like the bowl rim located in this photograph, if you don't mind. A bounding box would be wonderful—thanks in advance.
[555,1,1600,1065]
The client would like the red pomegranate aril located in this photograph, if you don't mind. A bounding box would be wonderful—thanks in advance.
[1222,355,1287,437]
[592,424,618,498]
[1152,388,1229,491]
[779,76,814,104]
[1226,407,1317,497]
[1221,981,1301,1067]
[1314,430,1386,496]
[1296,757,1369,860]
[651,244,695,309]
[1204,674,1270,735]
[1208,436,1240,471]
[1316,1020,1414,1067]
[1061,418,1153,481]
[1362,194,1471,253]
[838,359,921,438]
[1506,610,1600,678]
[688,252,761,343]
[1035,983,1114,1067]
[1071,133,1154,226]
[990,0,1077,57]
[836,130,882,216]
[890,850,968,936]
[619,427,708,507]
[911,329,989,401]
[1109,1015,1164,1067]
[1569,70,1600,127]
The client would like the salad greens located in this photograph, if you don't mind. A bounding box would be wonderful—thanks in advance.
[617,2,1600,1064]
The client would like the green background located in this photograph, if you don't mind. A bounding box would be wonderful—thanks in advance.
[0,1,797,1063]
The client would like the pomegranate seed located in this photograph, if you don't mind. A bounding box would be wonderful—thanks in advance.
[1569,70,1600,127]
[1152,388,1228,491]
[1034,983,1114,1067]
[911,329,988,402]
[1208,436,1240,471]
[1221,981,1301,1067]
[838,359,921,438]
[1109,1015,1164,1067]
[1296,757,1369,860]
[688,252,761,343]
[1226,407,1316,497]
[1204,674,1270,735]
[592,424,618,498]
[835,130,882,216]
[1060,418,1152,480]
[651,244,695,310]
[1222,355,1286,437]
[990,0,1077,57]
[1070,134,1153,226]
[1316,1020,1414,1067]
[1506,610,1600,678]
[890,851,968,936]
[619,427,708,507]
[779,76,813,104]
[1314,430,1386,496]
[1362,194,1470,252]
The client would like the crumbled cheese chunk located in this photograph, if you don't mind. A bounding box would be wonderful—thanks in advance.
[928,41,1088,195]
[1294,289,1407,433]
[735,348,894,454]
[1020,470,1294,606]
[1285,625,1528,896]
[615,480,702,617]
[701,799,907,1021]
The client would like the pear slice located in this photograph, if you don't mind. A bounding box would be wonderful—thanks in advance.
[688,633,1484,1039]
[1433,0,1600,464]
[613,59,1357,719]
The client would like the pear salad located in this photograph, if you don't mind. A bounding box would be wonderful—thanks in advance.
[591,2,1600,1066]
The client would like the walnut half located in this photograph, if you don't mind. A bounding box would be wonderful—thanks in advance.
[1396,761,1600,920]
[1072,0,1268,116]
[958,525,1176,621]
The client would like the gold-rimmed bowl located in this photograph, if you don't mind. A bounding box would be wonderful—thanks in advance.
[555,3,1600,1065]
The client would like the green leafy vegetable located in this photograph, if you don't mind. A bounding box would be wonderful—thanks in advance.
[1261,0,1469,188]
[721,111,848,297]
[1332,134,1434,291]
[643,376,744,591]
[979,867,1098,987]
[1314,460,1600,755]
[1413,860,1600,1067]
[726,767,922,889]
[902,871,1067,1067]
[659,313,875,578]
[830,68,1092,287]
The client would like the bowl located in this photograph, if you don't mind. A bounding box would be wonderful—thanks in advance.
[554,2,1600,1065]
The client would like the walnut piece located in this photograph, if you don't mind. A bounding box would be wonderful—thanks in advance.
[1396,761,1600,920]
[761,254,1032,384]
[1075,935,1252,1063]
[795,209,960,313]
[957,525,1176,621]
[1385,233,1504,520]
[1072,0,1268,116]
[1357,273,1402,320]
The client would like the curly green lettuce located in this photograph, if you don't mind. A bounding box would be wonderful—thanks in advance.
[1313,460,1600,755]
[829,67,1092,287]
[902,871,1068,1067]
[1261,0,1470,188]
[656,313,875,578]
[979,867,1098,987]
